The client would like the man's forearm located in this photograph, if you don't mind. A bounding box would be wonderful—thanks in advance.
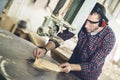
[70,64,81,71]
[45,41,56,51]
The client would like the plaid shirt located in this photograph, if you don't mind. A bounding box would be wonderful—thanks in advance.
[56,26,115,80]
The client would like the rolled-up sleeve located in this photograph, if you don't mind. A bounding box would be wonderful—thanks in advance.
[57,29,75,41]
[49,29,75,48]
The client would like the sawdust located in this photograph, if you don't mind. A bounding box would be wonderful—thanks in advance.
[0,60,11,80]
[102,61,120,80]
[0,32,13,39]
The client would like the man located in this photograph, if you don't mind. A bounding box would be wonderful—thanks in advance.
[33,2,115,80]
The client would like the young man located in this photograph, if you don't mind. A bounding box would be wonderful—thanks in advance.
[33,2,116,80]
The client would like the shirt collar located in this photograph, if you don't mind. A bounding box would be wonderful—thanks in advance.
[97,25,108,37]
[85,25,108,37]
[82,26,108,38]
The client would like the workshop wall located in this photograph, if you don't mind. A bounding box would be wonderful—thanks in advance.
[7,0,58,32]
[0,0,8,14]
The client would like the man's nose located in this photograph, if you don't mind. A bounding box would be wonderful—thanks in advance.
[85,21,91,28]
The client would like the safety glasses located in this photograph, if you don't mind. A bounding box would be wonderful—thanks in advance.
[86,19,99,24]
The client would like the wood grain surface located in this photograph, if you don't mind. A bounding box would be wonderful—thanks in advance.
[0,29,81,80]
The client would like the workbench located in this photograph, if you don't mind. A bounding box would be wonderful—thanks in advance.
[0,29,81,80]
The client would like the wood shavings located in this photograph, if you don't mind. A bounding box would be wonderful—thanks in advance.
[33,59,61,72]
[0,32,13,39]
[102,61,120,80]
[0,56,3,60]
[0,60,11,80]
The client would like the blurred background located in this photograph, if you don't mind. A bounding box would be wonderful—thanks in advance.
[0,0,120,80]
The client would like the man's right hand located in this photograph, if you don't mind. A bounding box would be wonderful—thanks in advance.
[33,41,56,59]
[33,47,47,59]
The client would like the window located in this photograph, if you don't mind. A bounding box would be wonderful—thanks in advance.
[64,0,85,24]
[53,0,85,24]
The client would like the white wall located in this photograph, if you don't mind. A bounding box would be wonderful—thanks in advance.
[72,0,97,34]
[8,0,58,32]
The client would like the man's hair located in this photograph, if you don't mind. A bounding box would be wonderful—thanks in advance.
[90,2,108,23]
[90,3,105,18]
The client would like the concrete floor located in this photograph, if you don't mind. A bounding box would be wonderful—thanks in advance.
[98,73,112,80]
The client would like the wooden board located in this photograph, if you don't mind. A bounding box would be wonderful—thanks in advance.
[33,58,61,72]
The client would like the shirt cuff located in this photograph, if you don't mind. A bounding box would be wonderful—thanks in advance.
[80,63,89,72]
[49,39,60,48]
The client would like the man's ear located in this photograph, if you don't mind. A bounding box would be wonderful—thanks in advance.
[99,19,107,27]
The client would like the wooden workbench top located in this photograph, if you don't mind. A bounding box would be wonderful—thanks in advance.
[0,29,81,80]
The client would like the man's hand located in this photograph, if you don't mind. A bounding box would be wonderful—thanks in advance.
[60,63,71,73]
[60,62,81,73]
[33,47,47,59]
[33,41,56,59]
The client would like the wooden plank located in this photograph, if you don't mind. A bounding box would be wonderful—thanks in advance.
[33,58,61,72]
